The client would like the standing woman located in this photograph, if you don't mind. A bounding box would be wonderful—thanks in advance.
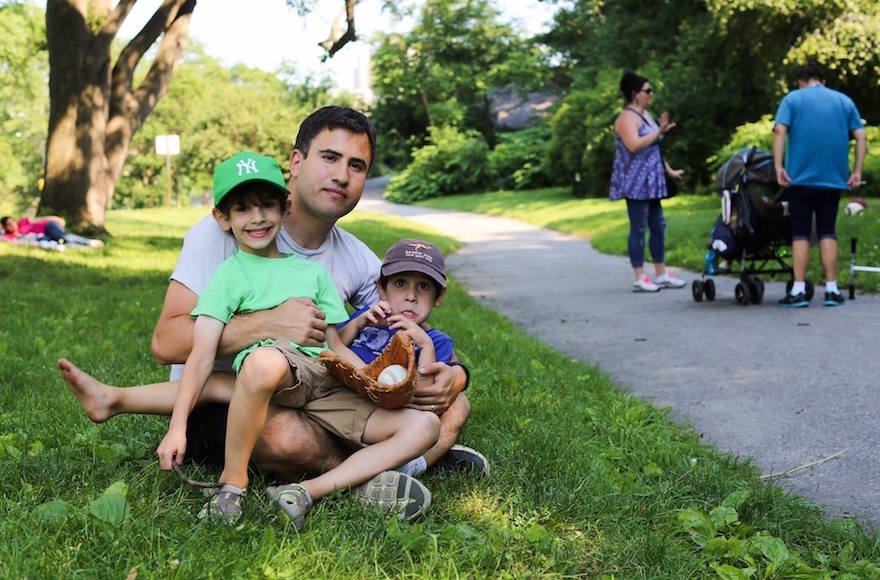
[609,71,685,292]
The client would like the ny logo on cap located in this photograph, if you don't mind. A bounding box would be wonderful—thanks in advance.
[236,158,259,176]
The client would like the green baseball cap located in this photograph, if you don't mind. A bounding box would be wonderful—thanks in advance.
[212,151,289,206]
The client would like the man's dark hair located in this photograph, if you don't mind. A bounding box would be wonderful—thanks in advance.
[293,106,376,170]
[215,185,287,217]
[619,70,650,104]
[798,61,825,83]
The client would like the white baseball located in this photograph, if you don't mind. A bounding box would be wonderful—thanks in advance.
[844,201,864,216]
[377,364,408,385]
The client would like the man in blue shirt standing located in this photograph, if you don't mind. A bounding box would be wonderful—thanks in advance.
[773,61,867,307]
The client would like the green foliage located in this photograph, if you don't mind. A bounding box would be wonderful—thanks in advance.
[488,125,553,191]
[0,2,48,212]
[385,125,491,202]
[546,68,621,197]
[116,47,343,209]
[370,0,552,170]
[541,0,880,188]
[678,491,880,578]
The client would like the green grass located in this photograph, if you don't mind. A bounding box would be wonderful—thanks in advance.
[1,207,879,578]
[418,188,880,294]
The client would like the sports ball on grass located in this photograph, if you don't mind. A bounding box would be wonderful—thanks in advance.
[377,364,408,386]
[844,198,867,216]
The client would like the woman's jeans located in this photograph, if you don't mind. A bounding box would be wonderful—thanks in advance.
[625,198,666,268]
[42,220,93,247]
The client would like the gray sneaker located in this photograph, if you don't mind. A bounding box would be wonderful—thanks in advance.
[198,484,245,525]
[431,444,490,478]
[266,482,313,530]
[352,471,431,522]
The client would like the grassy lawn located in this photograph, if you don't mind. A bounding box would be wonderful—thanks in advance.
[418,188,880,294]
[1,206,879,578]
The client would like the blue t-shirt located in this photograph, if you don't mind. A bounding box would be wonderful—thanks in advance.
[341,306,454,365]
[774,84,863,190]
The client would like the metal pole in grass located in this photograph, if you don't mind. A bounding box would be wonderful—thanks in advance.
[155,135,180,208]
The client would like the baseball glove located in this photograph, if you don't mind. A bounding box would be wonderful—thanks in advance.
[319,332,418,409]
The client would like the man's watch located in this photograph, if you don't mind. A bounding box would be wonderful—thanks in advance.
[448,360,470,391]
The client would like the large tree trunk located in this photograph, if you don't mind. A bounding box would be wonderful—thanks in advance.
[40,0,195,233]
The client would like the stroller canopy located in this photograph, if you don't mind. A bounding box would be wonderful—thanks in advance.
[715,147,776,194]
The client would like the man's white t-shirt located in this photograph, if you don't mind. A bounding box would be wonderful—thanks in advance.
[168,214,381,379]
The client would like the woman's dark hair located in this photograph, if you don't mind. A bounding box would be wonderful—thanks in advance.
[620,71,649,104]
[0,216,11,229]
[293,105,377,170]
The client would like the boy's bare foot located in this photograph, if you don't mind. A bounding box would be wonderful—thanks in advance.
[57,358,116,423]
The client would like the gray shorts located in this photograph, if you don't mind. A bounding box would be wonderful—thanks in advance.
[258,343,376,446]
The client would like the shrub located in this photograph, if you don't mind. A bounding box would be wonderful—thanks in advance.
[488,125,553,191]
[385,125,491,202]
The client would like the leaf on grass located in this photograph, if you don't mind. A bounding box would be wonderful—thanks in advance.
[34,499,73,523]
[752,535,790,568]
[677,508,715,546]
[89,481,130,527]
[709,505,739,530]
[710,562,755,580]
[0,433,22,458]
[524,522,551,544]
[721,489,751,510]
[28,440,45,457]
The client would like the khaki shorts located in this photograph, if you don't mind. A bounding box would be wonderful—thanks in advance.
[257,342,376,446]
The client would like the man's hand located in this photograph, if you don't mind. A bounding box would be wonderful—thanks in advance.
[776,167,791,188]
[847,171,863,189]
[261,297,328,347]
[409,362,462,414]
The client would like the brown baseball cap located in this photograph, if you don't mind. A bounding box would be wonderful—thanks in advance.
[381,238,446,288]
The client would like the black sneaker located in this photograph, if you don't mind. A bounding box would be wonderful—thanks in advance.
[823,291,845,307]
[430,445,490,478]
[778,292,809,308]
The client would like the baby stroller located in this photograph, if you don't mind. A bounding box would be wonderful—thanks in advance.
[692,147,814,305]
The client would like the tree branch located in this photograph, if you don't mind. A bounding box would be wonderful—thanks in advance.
[319,0,357,61]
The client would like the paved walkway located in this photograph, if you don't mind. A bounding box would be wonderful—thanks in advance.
[358,177,880,530]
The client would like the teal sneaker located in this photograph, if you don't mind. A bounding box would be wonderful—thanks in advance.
[778,292,809,308]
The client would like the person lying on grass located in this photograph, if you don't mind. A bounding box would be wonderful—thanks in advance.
[59,151,440,527]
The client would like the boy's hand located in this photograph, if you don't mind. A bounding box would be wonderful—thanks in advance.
[385,315,431,350]
[356,301,392,328]
[156,428,186,470]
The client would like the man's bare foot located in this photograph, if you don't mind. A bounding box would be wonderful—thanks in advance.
[57,358,116,423]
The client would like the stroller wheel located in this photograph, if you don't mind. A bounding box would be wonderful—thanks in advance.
[753,276,764,303]
[692,280,704,302]
[735,281,752,305]
[746,275,764,304]
[704,278,716,301]
[805,280,815,301]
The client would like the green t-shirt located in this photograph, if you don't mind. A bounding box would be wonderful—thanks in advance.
[191,251,348,372]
